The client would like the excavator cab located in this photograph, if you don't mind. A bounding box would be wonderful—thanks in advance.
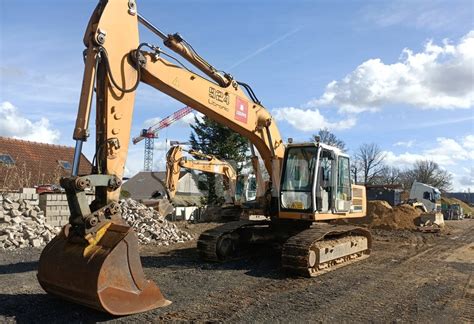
[279,142,352,217]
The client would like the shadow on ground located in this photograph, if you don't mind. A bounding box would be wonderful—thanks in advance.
[141,245,286,279]
[0,261,38,275]
[0,293,114,324]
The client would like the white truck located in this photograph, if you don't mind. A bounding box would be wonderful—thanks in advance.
[410,181,444,226]
[410,181,442,212]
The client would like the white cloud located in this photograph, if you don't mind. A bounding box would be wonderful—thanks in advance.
[0,101,60,144]
[394,140,415,148]
[272,107,357,132]
[362,1,471,31]
[143,117,162,129]
[309,31,474,113]
[384,136,474,168]
[124,143,168,177]
[179,112,203,126]
[154,140,170,151]
[384,136,474,191]
[463,134,474,150]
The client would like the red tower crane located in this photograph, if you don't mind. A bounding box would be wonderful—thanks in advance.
[133,106,193,171]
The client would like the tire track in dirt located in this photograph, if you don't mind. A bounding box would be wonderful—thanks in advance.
[159,223,474,322]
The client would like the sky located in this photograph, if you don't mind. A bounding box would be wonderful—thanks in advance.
[0,0,473,191]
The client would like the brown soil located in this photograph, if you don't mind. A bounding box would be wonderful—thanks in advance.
[336,200,423,230]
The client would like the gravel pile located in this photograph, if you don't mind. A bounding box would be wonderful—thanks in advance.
[120,198,193,245]
[0,195,59,250]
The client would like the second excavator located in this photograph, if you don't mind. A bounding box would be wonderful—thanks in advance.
[38,0,371,315]
[165,145,237,205]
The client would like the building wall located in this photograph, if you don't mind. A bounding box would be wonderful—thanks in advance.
[177,173,201,194]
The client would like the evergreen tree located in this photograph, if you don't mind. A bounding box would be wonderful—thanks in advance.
[189,116,249,204]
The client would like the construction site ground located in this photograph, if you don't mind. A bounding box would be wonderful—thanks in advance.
[1,220,473,323]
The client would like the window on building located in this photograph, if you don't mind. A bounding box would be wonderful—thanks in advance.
[0,154,15,166]
[58,160,72,170]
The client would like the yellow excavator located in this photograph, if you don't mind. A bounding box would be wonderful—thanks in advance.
[38,0,370,315]
[165,145,237,204]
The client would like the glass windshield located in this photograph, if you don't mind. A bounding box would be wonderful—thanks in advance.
[281,146,318,210]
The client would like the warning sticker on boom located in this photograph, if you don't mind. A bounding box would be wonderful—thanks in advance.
[234,97,248,123]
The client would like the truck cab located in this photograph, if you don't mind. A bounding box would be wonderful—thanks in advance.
[409,181,441,212]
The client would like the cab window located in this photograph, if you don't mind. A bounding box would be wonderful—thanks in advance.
[281,146,318,211]
[337,156,351,201]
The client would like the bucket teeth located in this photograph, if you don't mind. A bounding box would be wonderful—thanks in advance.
[37,223,171,315]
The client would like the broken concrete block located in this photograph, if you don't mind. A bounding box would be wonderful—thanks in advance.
[11,216,22,224]
[31,239,41,247]
[10,210,21,217]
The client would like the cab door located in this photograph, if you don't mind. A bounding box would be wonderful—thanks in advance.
[335,156,351,212]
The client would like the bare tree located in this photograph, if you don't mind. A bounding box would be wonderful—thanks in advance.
[311,128,346,152]
[356,143,386,185]
[403,160,452,191]
[350,156,362,184]
[372,166,402,185]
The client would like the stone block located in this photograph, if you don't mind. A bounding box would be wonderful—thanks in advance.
[21,188,37,195]
[31,238,41,247]
[10,210,21,217]
[11,216,22,224]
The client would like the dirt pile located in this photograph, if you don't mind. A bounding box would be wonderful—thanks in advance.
[337,200,423,230]
[120,198,194,245]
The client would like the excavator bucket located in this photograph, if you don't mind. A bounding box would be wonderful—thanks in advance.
[37,223,171,315]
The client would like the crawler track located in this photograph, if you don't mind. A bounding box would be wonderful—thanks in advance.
[281,225,372,277]
[197,220,269,261]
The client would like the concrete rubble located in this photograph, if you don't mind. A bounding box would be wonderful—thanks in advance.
[120,198,193,245]
[0,193,192,250]
[0,194,60,250]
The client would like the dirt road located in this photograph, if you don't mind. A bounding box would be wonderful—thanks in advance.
[1,220,473,323]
